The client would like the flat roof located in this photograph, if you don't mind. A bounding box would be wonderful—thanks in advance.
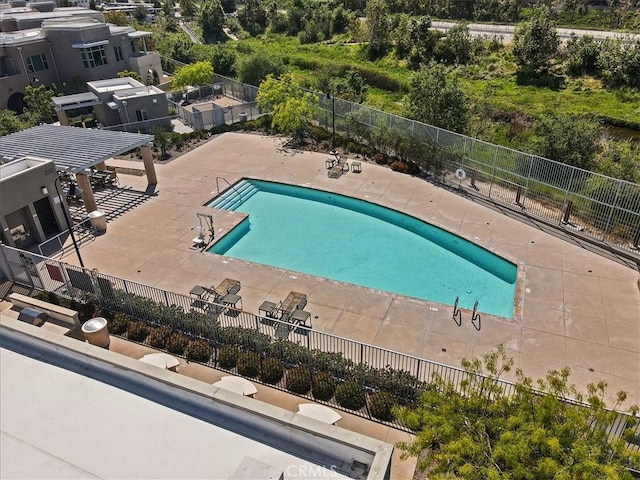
[1,348,349,479]
[51,91,101,109]
[0,124,153,174]
[0,319,392,479]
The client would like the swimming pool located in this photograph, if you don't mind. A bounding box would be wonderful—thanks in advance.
[208,180,517,318]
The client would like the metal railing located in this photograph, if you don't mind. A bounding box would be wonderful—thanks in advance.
[37,219,94,259]
[1,243,638,448]
[309,95,640,257]
[163,72,639,257]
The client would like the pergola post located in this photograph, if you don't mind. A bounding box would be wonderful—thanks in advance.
[76,173,98,213]
[140,144,157,185]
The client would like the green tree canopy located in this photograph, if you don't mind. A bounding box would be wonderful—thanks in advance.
[397,346,640,480]
[180,0,196,18]
[0,109,27,136]
[237,53,284,87]
[200,0,226,43]
[117,70,143,83]
[23,84,57,125]
[512,6,559,76]
[365,0,390,58]
[405,63,469,134]
[256,73,315,134]
[172,61,214,88]
[534,112,602,170]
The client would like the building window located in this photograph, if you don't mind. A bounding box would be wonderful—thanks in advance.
[0,56,18,77]
[136,109,149,122]
[26,53,48,72]
[114,45,124,62]
[80,45,107,68]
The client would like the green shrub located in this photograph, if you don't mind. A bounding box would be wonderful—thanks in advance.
[367,391,397,421]
[126,321,150,342]
[186,339,213,363]
[237,352,260,378]
[165,332,189,355]
[34,291,61,305]
[286,366,312,394]
[335,381,366,411]
[218,345,240,369]
[312,372,336,401]
[147,326,172,348]
[260,357,284,384]
[268,340,310,366]
[107,312,131,335]
[312,351,352,378]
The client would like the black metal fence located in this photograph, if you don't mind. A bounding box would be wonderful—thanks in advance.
[1,243,638,449]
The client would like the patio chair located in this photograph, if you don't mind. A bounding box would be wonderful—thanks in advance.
[290,296,311,328]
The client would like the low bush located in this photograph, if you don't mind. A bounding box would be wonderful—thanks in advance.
[260,357,284,384]
[286,366,312,394]
[147,326,172,349]
[237,352,260,378]
[218,345,240,369]
[127,321,150,342]
[165,332,189,355]
[312,372,336,401]
[34,291,61,305]
[186,339,213,363]
[367,391,397,421]
[107,312,131,335]
[335,381,366,411]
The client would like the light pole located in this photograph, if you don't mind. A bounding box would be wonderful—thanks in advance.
[53,175,84,268]
[325,92,335,149]
[121,100,131,132]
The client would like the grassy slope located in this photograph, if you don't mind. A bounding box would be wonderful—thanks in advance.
[235,35,640,131]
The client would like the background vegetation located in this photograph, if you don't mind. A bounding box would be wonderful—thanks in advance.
[143,0,639,183]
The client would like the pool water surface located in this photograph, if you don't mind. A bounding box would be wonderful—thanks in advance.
[208,180,517,318]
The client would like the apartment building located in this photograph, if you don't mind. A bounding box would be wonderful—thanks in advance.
[0,6,162,111]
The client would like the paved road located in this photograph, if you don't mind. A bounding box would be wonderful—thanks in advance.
[179,20,202,44]
[431,21,640,43]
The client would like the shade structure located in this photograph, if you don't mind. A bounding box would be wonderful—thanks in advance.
[296,404,342,425]
[213,376,257,397]
[139,353,180,371]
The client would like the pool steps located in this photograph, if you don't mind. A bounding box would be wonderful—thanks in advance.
[209,180,258,211]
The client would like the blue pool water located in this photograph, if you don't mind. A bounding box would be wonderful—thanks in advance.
[208,180,517,318]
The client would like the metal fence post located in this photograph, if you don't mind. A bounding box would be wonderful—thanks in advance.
[602,181,622,242]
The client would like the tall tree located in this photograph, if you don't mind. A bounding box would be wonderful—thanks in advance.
[512,6,559,76]
[405,63,469,134]
[200,0,226,43]
[256,73,315,135]
[172,61,214,88]
[180,0,196,18]
[365,0,390,58]
[23,84,57,125]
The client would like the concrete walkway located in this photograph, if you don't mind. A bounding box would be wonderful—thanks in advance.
[62,132,639,410]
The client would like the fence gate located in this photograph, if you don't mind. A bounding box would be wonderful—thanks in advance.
[1,248,43,289]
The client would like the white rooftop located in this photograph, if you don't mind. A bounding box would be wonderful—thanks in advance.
[0,318,393,480]
[88,76,145,93]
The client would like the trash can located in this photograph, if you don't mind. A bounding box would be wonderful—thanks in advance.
[238,112,247,122]
[81,317,110,348]
[88,210,107,234]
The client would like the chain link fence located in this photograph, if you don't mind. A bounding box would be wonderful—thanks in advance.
[1,243,639,448]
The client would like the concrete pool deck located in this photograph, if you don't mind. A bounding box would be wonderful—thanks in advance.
[62,132,639,409]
